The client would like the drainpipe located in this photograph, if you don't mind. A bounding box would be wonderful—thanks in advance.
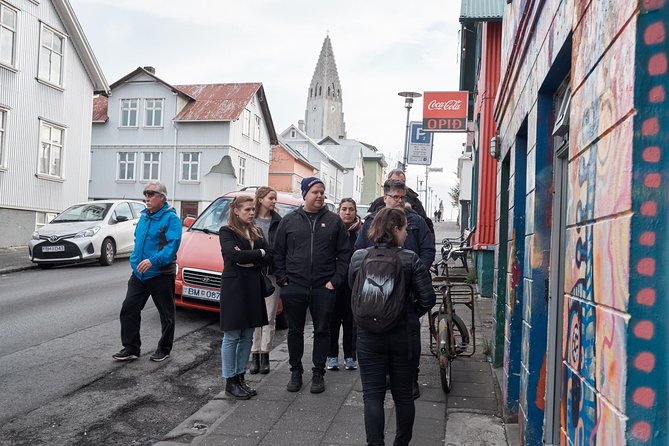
[172,91,178,207]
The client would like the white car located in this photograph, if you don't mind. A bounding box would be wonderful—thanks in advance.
[28,200,145,268]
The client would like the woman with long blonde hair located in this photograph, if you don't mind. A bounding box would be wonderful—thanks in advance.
[219,195,273,399]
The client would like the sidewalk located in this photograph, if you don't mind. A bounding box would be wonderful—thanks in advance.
[0,245,35,275]
[156,221,518,446]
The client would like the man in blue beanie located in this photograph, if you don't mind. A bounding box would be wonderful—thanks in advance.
[273,177,351,394]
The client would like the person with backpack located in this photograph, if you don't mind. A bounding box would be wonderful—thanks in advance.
[248,187,282,375]
[326,198,362,372]
[349,207,436,446]
[273,177,351,394]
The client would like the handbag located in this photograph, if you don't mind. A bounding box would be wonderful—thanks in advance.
[260,271,275,298]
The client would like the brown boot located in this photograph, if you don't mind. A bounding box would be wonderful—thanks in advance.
[259,353,270,374]
[248,352,260,375]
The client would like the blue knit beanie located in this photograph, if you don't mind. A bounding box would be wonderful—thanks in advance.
[301,177,325,198]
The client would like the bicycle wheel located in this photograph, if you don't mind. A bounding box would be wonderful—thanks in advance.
[452,313,470,355]
[439,328,453,393]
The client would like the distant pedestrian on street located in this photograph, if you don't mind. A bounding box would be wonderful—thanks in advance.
[248,187,282,375]
[113,181,182,363]
[327,198,362,372]
[349,207,436,446]
[273,177,351,394]
[219,195,273,399]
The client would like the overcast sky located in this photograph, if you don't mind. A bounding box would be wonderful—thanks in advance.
[70,0,467,217]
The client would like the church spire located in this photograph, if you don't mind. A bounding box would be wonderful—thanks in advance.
[305,35,346,141]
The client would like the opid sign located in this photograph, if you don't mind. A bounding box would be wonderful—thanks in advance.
[422,91,468,132]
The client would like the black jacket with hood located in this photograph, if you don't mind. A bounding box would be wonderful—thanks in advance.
[273,206,351,290]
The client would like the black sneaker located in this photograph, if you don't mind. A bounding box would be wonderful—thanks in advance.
[310,374,325,394]
[286,370,303,392]
[112,348,139,361]
[149,350,170,362]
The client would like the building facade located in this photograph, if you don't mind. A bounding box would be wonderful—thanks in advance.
[0,0,108,247]
[90,67,277,219]
[268,142,317,194]
[493,1,669,445]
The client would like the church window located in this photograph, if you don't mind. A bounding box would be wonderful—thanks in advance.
[318,86,322,96]
[327,86,330,96]
[310,88,313,98]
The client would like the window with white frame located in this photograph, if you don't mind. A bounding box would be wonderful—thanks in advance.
[0,3,17,67]
[0,108,6,168]
[253,115,261,142]
[144,98,164,127]
[180,152,200,181]
[38,24,65,87]
[238,156,246,185]
[141,152,160,180]
[242,109,250,136]
[120,99,139,127]
[38,120,64,178]
[117,152,136,181]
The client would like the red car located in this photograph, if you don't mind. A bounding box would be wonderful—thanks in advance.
[175,190,302,313]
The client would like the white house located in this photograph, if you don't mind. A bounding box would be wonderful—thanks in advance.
[89,67,278,219]
[0,0,109,248]
[279,124,346,203]
[318,136,365,203]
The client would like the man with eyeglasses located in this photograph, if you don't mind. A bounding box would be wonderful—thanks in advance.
[113,181,182,362]
[355,179,435,399]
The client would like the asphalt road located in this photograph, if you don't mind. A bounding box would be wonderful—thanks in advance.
[0,259,220,436]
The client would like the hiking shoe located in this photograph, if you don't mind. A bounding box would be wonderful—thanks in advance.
[286,370,303,392]
[149,350,170,362]
[344,357,358,370]
[310,374,325,394]
[112,348,139,361]
[326,356,339,371]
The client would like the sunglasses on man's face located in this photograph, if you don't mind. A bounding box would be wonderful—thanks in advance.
[143,190,163,197]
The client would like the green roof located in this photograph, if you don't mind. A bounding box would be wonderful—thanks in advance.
[460,0,505,21]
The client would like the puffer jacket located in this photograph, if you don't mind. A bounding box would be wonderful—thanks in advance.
[348,244,436,320]
[130,202,182,281]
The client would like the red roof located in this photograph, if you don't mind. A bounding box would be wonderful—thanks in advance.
[92,95,108,122]
[174,83,262,121]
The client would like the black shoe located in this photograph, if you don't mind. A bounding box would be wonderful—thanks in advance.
[149,350,170,362]
[412,380,420,399]
[112,348,139,361]
[225,377,251,400]
[237,374,257,396]
[259,353,270,374]
[249,352,260,374]
[310,373,325,394]
[286,370,303,392]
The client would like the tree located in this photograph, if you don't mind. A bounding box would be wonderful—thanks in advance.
[448,179,460,208]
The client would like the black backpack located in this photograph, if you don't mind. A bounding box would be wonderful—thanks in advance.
[351,247,407,333]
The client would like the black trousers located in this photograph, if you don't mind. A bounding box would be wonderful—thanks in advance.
[357,320,421,446]
[280,282,336,375]
[328,286,356,359]
[120,273,176,354]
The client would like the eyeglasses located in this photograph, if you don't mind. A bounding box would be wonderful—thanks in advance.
[143,190,163,197]
[385,194,405,202]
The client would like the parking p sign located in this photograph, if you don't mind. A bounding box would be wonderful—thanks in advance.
[408,122,433,165]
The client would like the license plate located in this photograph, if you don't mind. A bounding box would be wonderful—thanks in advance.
[42,245,65,252]
[182,285,220,302]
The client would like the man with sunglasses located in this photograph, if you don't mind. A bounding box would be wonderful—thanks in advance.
[113,181,182,362]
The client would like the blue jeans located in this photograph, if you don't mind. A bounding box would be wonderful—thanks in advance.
[221,328,254,378]
[281,282,336,375]
[357,319,421,446]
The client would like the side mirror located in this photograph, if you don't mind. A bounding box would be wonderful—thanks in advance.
[115,215,129,223]
[183,216,196,228]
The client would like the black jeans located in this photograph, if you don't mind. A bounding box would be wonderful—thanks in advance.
[328,285,356,359]
[280,282,336,375]
[357,320,421,446]
[120,274,175,354]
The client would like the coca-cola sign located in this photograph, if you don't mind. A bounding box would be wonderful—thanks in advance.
[422,91,468,133]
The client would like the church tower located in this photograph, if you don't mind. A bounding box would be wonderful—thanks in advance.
[304,35,346,141]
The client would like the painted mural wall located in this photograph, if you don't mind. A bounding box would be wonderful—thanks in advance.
[492,0,669,444]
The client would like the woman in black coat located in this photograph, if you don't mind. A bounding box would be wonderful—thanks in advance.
[219,195,273,400]
[348,207,436,446]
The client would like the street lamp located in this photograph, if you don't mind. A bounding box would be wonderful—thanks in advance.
[398,91,422,172]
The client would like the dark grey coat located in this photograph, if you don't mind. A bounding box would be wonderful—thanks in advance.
[219,227,273,331]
